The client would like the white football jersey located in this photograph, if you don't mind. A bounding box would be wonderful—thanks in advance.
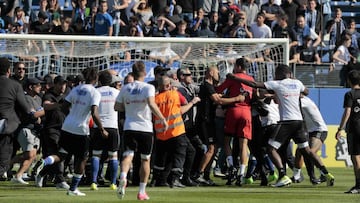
[264,78,305,121]
[301,96,328,132]
[261,99,280,127]
[116,81,155,133]
[62,84,101,135]
[94,86,120,129]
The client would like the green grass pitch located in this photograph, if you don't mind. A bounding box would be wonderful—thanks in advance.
[0,167,359,203]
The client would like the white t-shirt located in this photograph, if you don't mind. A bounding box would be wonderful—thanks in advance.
[116,81,155,133]
[94,86,120,129]
[264,78,305,121]
[334,45,350,65]
[62,84,101,135]
[301,96,328,132]
[250,23,272,38]
[261,99,280,127]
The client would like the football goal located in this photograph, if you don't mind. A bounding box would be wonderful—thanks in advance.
[0,34,289,83]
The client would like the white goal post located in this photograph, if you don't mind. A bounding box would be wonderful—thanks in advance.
[0,34,289,83]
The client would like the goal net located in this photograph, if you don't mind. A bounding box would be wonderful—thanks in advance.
[0,34,289,84]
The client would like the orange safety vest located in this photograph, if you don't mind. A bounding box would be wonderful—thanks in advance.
[154,90,185,141]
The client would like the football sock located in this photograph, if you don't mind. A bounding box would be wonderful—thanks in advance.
[245,156,257,178]
[279,168,286,179]
[44,156,55,166]
[356,178,360,187]
[264,154,275,173]
[69,174,82,191]
[91,157,100,183]
[120,172,127,180]
[226,156,233,167]
[108,159,119,184]
[139,182,147,194]
[293,167,301,179]
[319,165,328,175]
[239,164,246,176]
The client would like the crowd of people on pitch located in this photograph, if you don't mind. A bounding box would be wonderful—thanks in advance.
[3,42,360,197]
[0,55,344,199]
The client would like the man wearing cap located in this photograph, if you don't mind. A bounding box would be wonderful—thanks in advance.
[11,77,45,185]
[0,58,41,180]
[36,75,70,189]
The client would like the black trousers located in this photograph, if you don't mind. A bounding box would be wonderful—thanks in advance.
[0,134,13,175]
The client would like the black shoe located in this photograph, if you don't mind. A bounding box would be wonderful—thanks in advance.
[310,178,321,185]
[235,175,243,186]
[226,167,237,185]
[154,181,169,187]
[181,177,198,187]
[171,179,186,188]
[291,173,304,183]
[345,186,360,194]
[319,174,327,183]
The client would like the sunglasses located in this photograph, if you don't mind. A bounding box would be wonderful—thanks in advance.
[183,73,192,76]
[18,67,26,70]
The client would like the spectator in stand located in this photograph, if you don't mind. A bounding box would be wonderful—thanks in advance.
[112,42,131,62]
[333,34,352,87]
[199,0,219,17]
[52,17,75,35]
[272,13,297,57]
[293,15,313,52]
[250,12,272,38]
[241,0,260,26]
[290,37,321,64]
[149,44,180,67]
[281,0,298,28]
[48,0,61,23]
[30,0,49,24]
[94,0,113,36]
[209,11,221,36]
[71,0,93,34]
[305,0,321,35]
[176,0,196,23]
[260,0,284,27]
[343,19,360,57]
[220,9,237,38]
[190,8,205,37]
[152,14,176,37]
[132,0,153,30]
[29,11,52,34]
[106,0,125,36]
[327,8,347,49]
[126,16,144,37]
[13,7,28,33]
[167,5,183,26]
[174,20,190,37]
[230,11,253,38]
[198,17,217,38]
